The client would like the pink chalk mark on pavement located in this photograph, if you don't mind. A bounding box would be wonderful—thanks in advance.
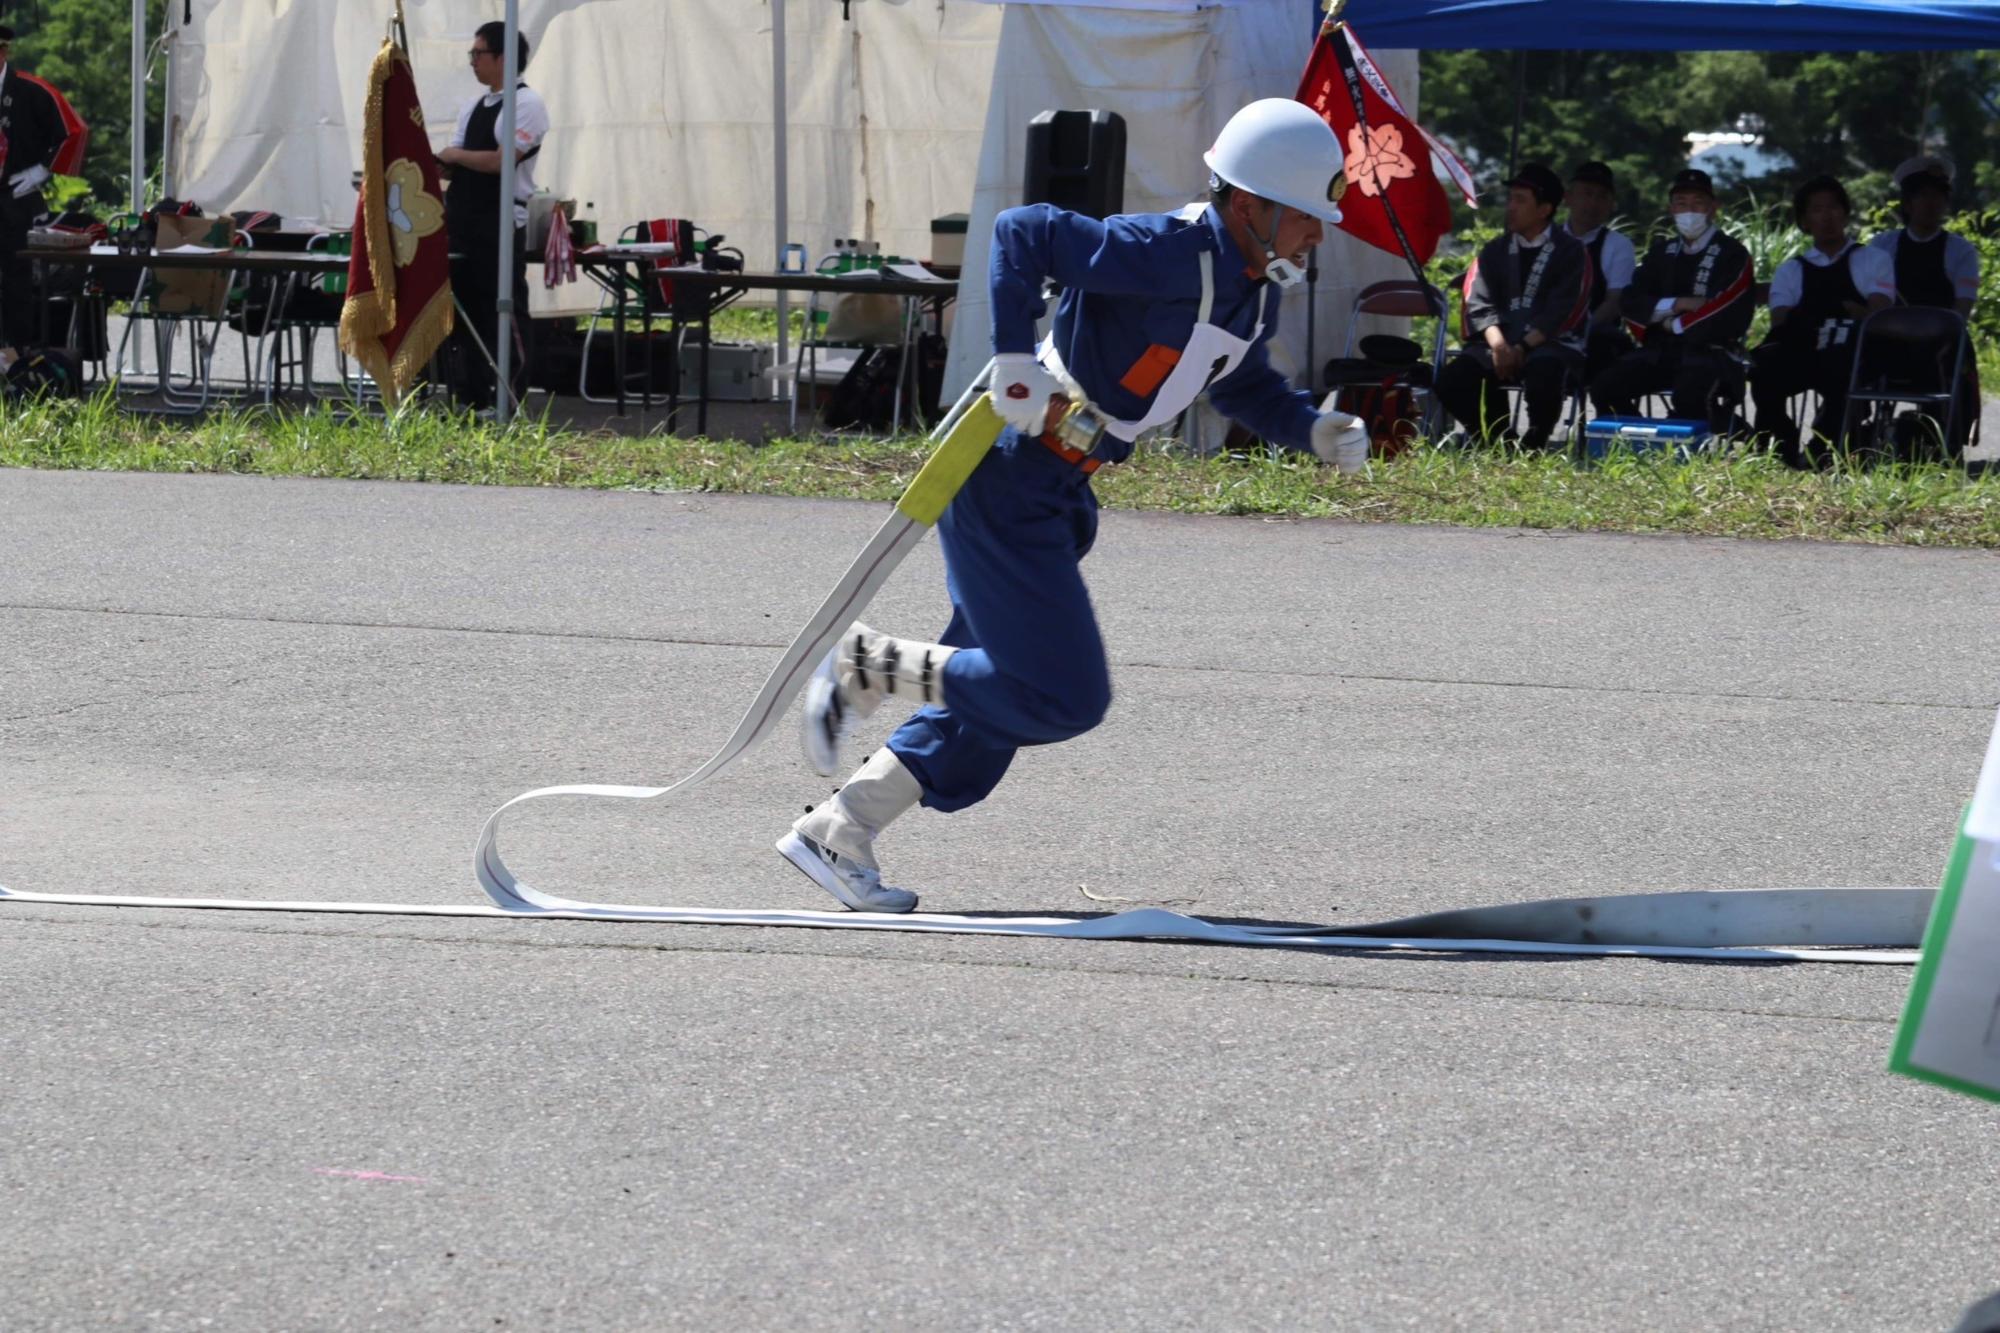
[313,1167,432,1184]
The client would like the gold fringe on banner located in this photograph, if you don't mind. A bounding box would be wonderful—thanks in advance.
[338,35,453,407]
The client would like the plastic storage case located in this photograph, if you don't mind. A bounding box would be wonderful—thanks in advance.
[1582,416,1712,461]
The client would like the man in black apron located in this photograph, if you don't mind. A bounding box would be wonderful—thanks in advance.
[438,22,548,411]
[1749,175,1894,468]
[1867,157,1980,455]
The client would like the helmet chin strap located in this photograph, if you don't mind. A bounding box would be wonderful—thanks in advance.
[1249,201,1305,290]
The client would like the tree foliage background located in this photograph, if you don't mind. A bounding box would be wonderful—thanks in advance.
[10,0,163,210]
[4,0,1998,234]
[1421,49,2000,228]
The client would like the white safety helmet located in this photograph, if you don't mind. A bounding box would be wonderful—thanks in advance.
[1204,98,1348,225]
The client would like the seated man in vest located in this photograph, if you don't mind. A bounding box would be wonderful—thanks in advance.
[1749,175,1895,468]
[1564,161,1637,387]
[1590,168,1753,430]
[1868,156,1980,454]
[1434,162,1591,452]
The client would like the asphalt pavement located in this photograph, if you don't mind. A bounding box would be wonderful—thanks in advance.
[3,468,1998,1331]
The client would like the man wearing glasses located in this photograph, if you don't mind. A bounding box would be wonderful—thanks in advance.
[437,21,549,412]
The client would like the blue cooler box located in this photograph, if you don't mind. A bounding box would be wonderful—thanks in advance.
[1583,417,1711,461]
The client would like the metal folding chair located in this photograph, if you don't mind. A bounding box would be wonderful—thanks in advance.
[257,232,376,405]
[114,227,258,413]
[1340,279,1451,440]
[791,279,923,436]
[578,220,685,406]
[1840,304,1974,463]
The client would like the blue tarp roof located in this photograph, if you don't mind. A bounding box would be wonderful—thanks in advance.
[1336,0,2000,50]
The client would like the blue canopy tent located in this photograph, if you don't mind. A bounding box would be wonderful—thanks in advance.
[1334,0,2000,50]
[1335,0,2000,175]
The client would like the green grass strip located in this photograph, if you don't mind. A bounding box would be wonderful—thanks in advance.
[2,393,1998,547]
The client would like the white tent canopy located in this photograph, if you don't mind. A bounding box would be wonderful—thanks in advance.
[169,0,998,302]
[165,0,1421,393]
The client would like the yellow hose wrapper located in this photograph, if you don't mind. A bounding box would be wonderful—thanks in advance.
[893,394,1005,527]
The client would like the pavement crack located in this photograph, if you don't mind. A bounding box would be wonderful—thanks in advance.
[2,697,114,723]
[1121,658,2000,713]
[2,685,213,725]
[1,600,1990,713]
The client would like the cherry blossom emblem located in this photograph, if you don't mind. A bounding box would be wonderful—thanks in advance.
[1344,123,1417,198]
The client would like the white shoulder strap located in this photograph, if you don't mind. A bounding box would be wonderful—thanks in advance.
[1197,250,1215,325]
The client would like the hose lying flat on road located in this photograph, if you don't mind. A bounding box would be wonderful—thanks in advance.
[0,373,1939,965]
[0,883,1927,966]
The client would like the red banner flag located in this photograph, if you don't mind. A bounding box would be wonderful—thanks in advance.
[1296,23,1476,269]
[339,37,453,406]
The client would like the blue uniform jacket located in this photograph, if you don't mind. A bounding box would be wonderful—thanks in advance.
[988,202,1319,463]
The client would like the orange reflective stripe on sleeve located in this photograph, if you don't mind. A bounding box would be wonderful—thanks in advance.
[1118,343,1182,398]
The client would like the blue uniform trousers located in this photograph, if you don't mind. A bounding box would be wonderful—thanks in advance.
[886,427,1112,812]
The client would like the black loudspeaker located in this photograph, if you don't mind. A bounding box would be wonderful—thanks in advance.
[1023,110,1127,219]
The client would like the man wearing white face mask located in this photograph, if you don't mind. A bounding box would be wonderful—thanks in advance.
[777,99,1368,914]
[1591,168,1753,429]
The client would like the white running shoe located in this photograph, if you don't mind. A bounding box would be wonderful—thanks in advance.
[780,748,924,913]
[801,623,955,777]
[776,829,919,914]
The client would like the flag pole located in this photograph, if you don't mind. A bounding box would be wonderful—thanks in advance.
[773,0,790,389]
[129,0,145,212]
[1320,13,1429,287]
[496,0,520,424]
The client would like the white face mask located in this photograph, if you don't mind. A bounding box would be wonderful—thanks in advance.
[1263,256,1306,289]
[1250,202,1307,290]
[1673,211,1711,240]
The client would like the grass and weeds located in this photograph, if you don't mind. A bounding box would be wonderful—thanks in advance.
[3,391,1997,547]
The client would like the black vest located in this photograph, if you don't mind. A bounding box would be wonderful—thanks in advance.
[1583,228,1610,301]
[445,86,536,249]
[1892,232,1956,310]
[0,67,56,178]
[1793,249,1863,328]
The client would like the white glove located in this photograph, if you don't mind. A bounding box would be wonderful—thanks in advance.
[9,164,49,199]
[1312,395,1371,475]
[990,351,1066,435]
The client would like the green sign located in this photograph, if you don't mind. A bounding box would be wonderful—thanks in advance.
[1891,814,2000,1103]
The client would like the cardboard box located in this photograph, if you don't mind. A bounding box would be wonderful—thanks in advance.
[930,213,968,268]
[151,213,238,316]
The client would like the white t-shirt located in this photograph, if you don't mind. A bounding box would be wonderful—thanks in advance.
[451,84,550,228]
[1567,222,1636,292]
[1767,238,1896,311]
[1867,227,1980,306]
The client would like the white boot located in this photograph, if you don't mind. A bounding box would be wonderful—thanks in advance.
[777,748,924,913]
[801,622,956,777]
